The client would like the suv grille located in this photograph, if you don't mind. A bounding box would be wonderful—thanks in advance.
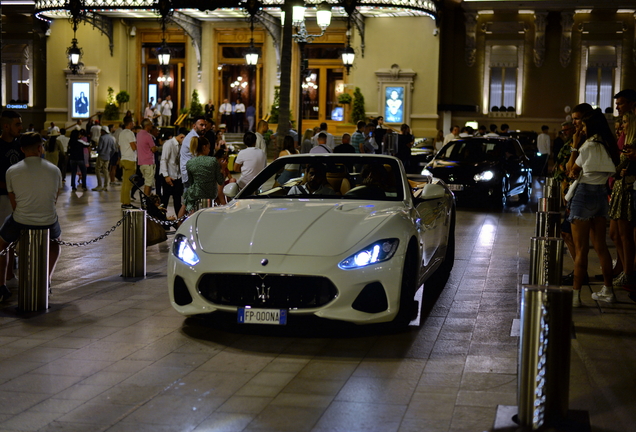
[198,274,338,309]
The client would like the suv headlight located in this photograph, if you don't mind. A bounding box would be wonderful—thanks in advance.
[473,170,495,182]
[173,234,200,265]
[339,239,399,270]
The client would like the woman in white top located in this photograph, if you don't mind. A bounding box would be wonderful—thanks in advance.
[566,108,620,307]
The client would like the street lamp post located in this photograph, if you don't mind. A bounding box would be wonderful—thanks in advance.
[283,1,331,138]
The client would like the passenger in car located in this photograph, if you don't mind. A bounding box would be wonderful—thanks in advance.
[288,163,337,196]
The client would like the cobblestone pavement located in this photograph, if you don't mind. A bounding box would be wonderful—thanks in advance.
[0,176,634,432]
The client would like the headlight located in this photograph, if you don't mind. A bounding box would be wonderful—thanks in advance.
[173,234,200,265]
[421,168,433,177]
[473,170,495,182]
[339,239,399,270]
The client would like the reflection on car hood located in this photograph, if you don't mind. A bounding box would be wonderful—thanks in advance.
[195,199,403,256]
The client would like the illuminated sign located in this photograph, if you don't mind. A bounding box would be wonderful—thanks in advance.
[6,104,28,109]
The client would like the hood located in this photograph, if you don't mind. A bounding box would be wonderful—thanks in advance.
[194,200,404,256]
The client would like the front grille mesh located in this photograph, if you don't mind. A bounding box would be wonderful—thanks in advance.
[198,274,338,309]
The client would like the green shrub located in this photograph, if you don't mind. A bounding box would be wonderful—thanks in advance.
[352,87,366,124]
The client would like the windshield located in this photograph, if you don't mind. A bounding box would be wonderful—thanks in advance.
[238,155,405,201]
[436,139,523,162]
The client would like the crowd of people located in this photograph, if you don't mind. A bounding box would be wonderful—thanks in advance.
[548,89,636,307]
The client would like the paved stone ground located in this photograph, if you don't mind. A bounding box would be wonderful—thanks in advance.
[0,176,634,431]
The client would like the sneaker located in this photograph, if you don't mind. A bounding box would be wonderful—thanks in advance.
[110,182,121,186]
[72,187,77,191]
[0,285,12,302]
[92,187,103,191]
[572,290,581,308]
[591,286,616,303]
[82,187,88,191]
[613,272,627,287]
[121,204,138,209]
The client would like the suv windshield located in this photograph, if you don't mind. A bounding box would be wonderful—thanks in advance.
[437,139,519,162]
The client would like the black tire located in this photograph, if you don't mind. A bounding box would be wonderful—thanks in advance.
[519,172,532,203]
[393,245,419,327]
[436,209,456,277]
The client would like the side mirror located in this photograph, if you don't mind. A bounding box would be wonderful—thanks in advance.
[420,183,446,200]
[223,183,239,199]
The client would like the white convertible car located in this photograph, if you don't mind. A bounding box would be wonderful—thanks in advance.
[168,154,455,326]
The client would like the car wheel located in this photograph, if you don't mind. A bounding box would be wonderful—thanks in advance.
[393,244,419,327]
[491,179,507,208]
[436,209,456,277]
[519,172,532,203]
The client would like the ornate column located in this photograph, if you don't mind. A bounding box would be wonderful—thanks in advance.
[560,12,574,68]
[465,11,477,67]
[533,11,548,67]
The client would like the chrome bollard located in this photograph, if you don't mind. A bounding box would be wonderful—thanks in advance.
[122,209,146,278]
[197,198,214,211]
[18,229,49,312]
[535,211,561,238]
[543,178,561,211]
[529,237,563,286]
[517,285,572,429]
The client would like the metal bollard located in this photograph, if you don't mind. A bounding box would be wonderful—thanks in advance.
[529,237,563,286]
[122,209,146,278]
[535,211,561,238]
[18,229,49,312]
[517,285,572,429]
[543,178,561,211]
[197,198,214,211]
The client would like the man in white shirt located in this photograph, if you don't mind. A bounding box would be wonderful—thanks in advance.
[443,125,460,145]
[118,116,137,209]
[235,132,266,189]
[234,98,246,133]
[161,127,186,215]
[219,99,232,133]
[537,125,551,176]
[484,124,499,137]
[179,116,207,189]
[48,122,60,135]
[56,128,70,181]
[311,122,335,150]
[161,95,173,127]
[0,132,63,297]
[255,119,268,152]
[90,121,102,146]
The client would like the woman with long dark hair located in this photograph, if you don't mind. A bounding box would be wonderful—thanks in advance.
[67,129,88,191]
[276,135,300,185]
[181,136,225,215]
[566,108,620,306]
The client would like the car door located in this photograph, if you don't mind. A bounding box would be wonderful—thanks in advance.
[412,185,446,268]
[502,139,525,192]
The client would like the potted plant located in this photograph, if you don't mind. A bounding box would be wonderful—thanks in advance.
[352,87,366,124]
[338,93,353,123]
[189,89,204,118]
[103,87,119,121]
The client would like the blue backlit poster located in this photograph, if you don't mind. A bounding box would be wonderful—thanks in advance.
[385,86,404,124]
[72,82,90,118]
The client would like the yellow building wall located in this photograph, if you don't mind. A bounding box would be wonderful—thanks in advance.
[351,16,440,139]
[45,19,134,128]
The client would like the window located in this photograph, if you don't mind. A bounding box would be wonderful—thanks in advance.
[488,45,517,112]
[583,45,617,112]
[1,43,32,107]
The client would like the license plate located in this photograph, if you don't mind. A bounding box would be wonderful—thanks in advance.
[447,184,464,191]
[237,308,287,325]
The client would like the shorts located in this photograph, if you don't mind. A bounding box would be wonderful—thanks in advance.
[110,151,120,166]
[568,183,609,222]
[139,165,155,188]
[0,214,62,244]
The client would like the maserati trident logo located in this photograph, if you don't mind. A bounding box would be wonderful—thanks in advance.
[256,281,270,303]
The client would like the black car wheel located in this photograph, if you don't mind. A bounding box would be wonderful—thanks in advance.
[520,172,532,203]
[393,243,419,328]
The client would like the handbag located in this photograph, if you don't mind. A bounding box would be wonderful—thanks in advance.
[565,179,579,203]
[146,219,168,247]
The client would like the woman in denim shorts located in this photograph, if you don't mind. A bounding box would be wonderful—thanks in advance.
[567,108,620,307]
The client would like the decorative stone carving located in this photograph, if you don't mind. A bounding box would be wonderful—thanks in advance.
[533,11,547,67]
[465,11,477,67]
[560,12,574,68]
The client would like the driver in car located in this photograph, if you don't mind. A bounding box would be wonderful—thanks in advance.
[288,163,337,196]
